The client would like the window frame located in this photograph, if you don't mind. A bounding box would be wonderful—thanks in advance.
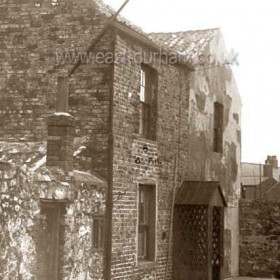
[92,215,105,251]
[139,64,157,140]
[137,184,156,262]
[213,102,224,154]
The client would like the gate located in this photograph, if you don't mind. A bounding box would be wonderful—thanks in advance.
[173,181,226,280]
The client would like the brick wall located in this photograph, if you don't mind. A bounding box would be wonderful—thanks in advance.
[110,32,190,280]
[239,199,280,277]
[110,31,241,279]
[0,0,113,177]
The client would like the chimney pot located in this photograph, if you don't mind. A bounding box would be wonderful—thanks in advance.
[265,155,278,169]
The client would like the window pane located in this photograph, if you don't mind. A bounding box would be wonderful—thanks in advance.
[138,225,147,259]
[139,65,157,140]
[139,188,145,223]
[99,220,104,248]
[214,102,224,153]
[138,185,155,261]
[93,217,104,249]
[140,70,146,102]
[93,220,99,248]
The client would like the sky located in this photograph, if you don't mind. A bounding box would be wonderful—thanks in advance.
[103,0,280,164]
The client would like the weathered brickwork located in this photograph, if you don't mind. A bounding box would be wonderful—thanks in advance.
[239,200,280,278]
[110,30,241,279]
[110,32,189,280]
[0,0,113,177]
[1,1,241,279]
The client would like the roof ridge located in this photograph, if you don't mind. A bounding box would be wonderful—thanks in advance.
[148,28,220,35]
[91,0,145,35]
[91,0,222,67]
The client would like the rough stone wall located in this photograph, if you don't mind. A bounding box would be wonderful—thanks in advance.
[0,0,113,177]
[0,162,106,280]
[110,32,190,280]
[0,166,39,280]
[187,31,241,277]
[239,200,280,277]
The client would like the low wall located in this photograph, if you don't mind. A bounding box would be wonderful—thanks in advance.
[0,163,105,280]
[239,199,280,277]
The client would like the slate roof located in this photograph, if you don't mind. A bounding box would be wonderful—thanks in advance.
[176,181,227,207]
[241,162,280,186]
[242,176,270,186]
[148,29,219,62]
[92,0,219,66]
[242,162,267,186]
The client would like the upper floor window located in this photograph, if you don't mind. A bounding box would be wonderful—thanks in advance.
[138,185,156,262]
[213,102,224,154]
[139,65,157,140]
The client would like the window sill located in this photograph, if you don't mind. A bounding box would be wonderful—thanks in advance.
[137,260,156,269]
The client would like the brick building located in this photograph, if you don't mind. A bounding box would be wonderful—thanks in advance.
[0,0,241,279]
[242,156,280,201]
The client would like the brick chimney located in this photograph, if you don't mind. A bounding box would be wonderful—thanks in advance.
[46,77,75,171]
[265,155,278,169]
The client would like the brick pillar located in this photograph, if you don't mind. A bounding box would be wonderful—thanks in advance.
[46,113,75,171]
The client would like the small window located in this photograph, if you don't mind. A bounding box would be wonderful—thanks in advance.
[213,102,224,154]
[138,185,156,262]
[139,65,157,140]
[93,216,104,250]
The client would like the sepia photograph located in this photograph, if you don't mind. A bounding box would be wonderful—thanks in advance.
[0,0,279,279]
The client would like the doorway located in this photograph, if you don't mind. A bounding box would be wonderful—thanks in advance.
[36,202,64,280]
[173,181,226,280]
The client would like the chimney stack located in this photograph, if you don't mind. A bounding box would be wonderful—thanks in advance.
[46,77,75,171]
[265,155,278,169]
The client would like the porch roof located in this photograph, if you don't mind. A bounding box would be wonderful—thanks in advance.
[175,181,227,207]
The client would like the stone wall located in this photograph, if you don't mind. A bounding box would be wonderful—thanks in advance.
[239,199,280,277]
[0,162,106,280]
[0,165,39,280]
[187,32,241,277]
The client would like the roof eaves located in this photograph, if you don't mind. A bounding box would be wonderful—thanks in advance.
[111,21,194,70]
[111,21,160,51]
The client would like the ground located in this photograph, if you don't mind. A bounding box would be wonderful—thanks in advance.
[230,277,273,280]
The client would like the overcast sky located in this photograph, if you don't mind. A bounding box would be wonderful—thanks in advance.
[104,0,280,164]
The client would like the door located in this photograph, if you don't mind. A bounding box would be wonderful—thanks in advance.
[36,203,62,280]
[173,205,224,280]
[173,205,209,280]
